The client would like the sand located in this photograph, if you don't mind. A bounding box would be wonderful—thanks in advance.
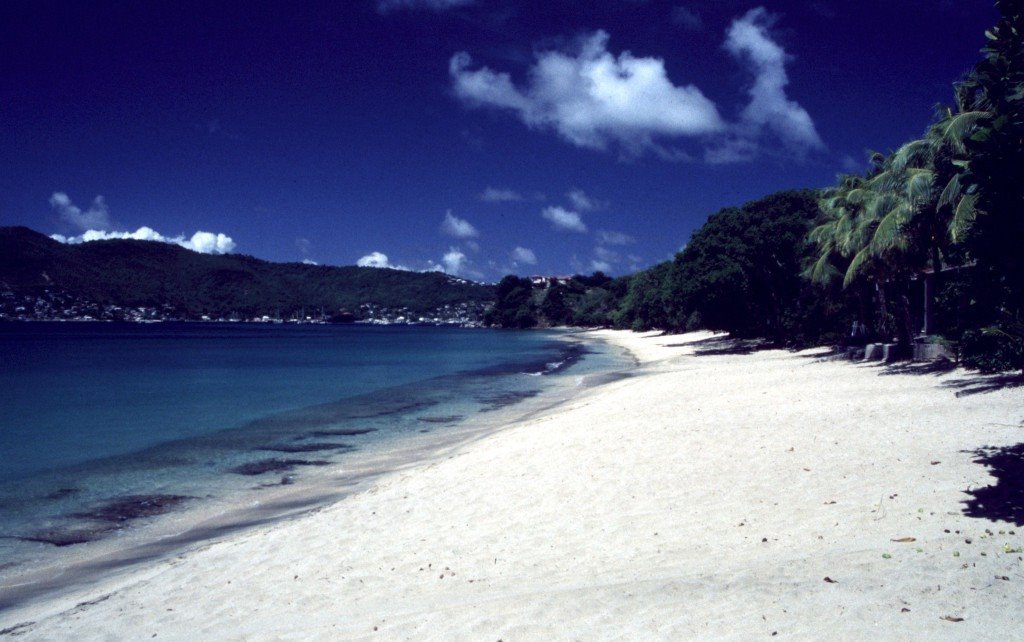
[2,330,1023,640]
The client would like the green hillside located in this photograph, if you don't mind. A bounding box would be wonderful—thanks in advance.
[0,227,494,319]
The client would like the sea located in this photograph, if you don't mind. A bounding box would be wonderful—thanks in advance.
[0,322,633,610]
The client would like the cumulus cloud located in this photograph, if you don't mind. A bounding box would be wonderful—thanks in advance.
[724,8,824,153]
[590,259,613,273]
[480,187,522,202]
[302,259,319,266]
[440,210,479,238]
[450,31,724,155]
[49,192,112,231]
[511,246,537,265]
[566,189,605,211]
[442,247,467,274]
[377,0,473,12]
[51,227,236,254]
[596,230,635,245]
[542,206,587,233]
[450,9,822,162]
[357,251,408,270]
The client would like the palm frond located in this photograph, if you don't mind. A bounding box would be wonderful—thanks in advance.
[940,110,991,154]
[937,173,963,211]
[805,252,841,285]
[807,222,836,245]
[948,193,979,243]
[871,202,913,254]
[904,168,935,205]
[843,247,872,288]
[891,139,932,172]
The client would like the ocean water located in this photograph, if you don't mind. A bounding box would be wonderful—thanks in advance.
[0,322,631,609]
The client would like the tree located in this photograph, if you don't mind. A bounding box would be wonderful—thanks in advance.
[485,275,537,328]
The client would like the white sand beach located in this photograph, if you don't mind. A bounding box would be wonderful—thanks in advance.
[3,330,1023,639]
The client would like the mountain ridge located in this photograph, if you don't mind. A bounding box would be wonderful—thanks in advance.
[0,226,494,320]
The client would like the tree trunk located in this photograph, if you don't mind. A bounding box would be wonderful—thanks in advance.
[924,242,944,335]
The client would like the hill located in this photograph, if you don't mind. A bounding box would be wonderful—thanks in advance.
[0,227,493,321]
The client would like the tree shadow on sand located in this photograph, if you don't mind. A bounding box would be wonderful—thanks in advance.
[942,373,1024,397]
[667,335,778,356]
[962,443,1024,526]
[877,359,958,377]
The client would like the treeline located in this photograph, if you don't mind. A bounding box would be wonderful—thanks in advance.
[0,226,494,318]
[490,1,1024,372]
[489,189,851,347]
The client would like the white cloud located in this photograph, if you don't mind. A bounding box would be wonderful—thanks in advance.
[511,246,537,265]
[302,259,319,266]
[451,10,822,163]
[450,31,724,155]
[440,210,479,238]
[594,246,620,262]
[566,188,605,211]
[724,8,824,153]
[480,187,522,202]
[49,192,112,231]
[596,230,635,245]
[542,206,587,233]
[703,137,760,164]
[357,251,408,270]
[590,259,613,273]
[50,227,236,254]
[442,247,467,274]
[377,0,473,12]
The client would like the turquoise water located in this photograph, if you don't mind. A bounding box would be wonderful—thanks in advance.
[0,322,629,609]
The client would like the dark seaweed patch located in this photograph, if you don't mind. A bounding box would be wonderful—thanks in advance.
[230,459,330,476]
[256,442,354,454]
[70,494,194,524]
[16,495,194,547]
[308,428,377,437]
[416,415,464,424]
[17,528,109,547]
[476,389,542,412]
[43,487,80,501]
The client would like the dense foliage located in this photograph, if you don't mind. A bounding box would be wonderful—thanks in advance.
[489,190,851,348]
[805,0,1024,370]
[0,226,494,318]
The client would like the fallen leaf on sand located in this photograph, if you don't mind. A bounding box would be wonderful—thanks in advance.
[941,616,964,622]
[891,537,916,543]
[823,577,837,584]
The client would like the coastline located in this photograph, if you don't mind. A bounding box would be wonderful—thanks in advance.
[0,327,625,614]
[3,330,1023,638]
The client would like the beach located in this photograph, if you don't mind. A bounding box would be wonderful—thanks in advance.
[2,329,1023,639]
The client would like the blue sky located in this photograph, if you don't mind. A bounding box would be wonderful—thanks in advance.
[0,0,998,280]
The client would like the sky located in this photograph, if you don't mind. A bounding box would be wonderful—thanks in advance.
[0,0,1000,280]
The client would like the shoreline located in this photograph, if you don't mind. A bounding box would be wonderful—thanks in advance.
[0,329,628,614]
[3,330,1023,638]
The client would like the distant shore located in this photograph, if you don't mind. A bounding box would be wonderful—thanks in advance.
[3,330,1023,639]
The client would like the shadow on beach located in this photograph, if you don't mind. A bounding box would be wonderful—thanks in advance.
[875,359,959,377]
[962,443,1024,526]
[943,373,1024,397]
[669,335,778,356]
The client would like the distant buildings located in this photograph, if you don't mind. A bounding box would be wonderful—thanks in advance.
[0,288,491,327]
[527,276,573,289]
